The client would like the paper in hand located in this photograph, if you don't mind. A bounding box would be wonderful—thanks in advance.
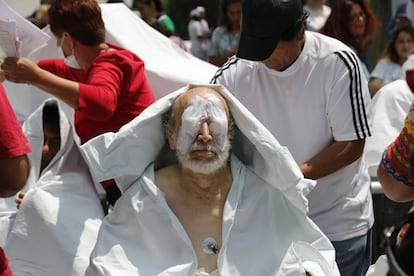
[0,0,50,62]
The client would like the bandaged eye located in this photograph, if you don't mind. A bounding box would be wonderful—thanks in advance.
[209,120,228,151]
[176,95,228,154]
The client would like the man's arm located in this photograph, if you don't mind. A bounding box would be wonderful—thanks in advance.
[300,50,371,180]
[300,139,365,180]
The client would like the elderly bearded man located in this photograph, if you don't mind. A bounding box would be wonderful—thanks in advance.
[81,85,340,275]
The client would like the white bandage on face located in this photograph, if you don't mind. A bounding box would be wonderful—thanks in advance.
[176,94,228,155]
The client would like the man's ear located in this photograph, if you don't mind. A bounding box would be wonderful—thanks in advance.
[165,124,176,150]
[298,26,305,43]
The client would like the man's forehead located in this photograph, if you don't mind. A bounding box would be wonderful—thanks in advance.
[174,88,228,112]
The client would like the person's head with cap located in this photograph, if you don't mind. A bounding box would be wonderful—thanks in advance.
[196,6,206,18]
[237,0,307,63]
[189,8,199,20]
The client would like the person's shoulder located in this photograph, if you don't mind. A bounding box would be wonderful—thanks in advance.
[219,56,255,72]
[379,79,411,95]
[97,43,144,63]
[211,56,256,85]
[212,26,227,35]
[377,58,394,67]
[397,1,408,11]
[306,31,349,50]
[155,164,179,192]
[305,31,355,59]
[188,19,200,25]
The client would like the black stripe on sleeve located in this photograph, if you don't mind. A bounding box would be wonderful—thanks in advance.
[210,56,239,84]
[335,51,371,139]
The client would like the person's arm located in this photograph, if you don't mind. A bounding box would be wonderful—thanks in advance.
[377,164,414,202]
[0,156,30,197]
[0,247,12,276]
[300,139,365,179]
[299,51,371,179]
[377,104,414,202]
[368,59,389,97]
[0,84,31,196]
[1,57,80,109]
[368,77,383,97]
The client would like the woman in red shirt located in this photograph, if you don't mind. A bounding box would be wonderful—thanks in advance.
[0,84,31,197]
[1,0,156,206]
[0,83,30,276]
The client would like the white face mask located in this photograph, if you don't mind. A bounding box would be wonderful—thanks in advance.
[57,35,81,69]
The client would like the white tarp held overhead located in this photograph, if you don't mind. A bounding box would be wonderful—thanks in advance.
[3,0,40,18]
[101,3,218,99]
[4,3,218,123]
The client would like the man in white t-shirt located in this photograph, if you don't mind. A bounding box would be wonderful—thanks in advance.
[188,8,210,61]
[211,0,373,275]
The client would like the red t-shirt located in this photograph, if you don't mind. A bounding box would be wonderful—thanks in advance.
[38,43,156,144]
[0,84,31,159]
[0,247,12,276]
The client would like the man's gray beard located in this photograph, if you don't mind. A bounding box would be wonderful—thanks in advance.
[176,140,231,175]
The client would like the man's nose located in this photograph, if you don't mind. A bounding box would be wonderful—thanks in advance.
[197,122,212,142]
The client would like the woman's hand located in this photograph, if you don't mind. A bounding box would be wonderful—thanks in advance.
[1,57,39,85]
[0,67,5,82]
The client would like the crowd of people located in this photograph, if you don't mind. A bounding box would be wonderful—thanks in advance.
[1,0,414,275]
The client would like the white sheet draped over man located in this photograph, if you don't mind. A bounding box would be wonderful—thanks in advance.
[80,84,340,275]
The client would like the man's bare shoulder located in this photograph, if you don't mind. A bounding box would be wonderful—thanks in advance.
[155,164,180,192]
